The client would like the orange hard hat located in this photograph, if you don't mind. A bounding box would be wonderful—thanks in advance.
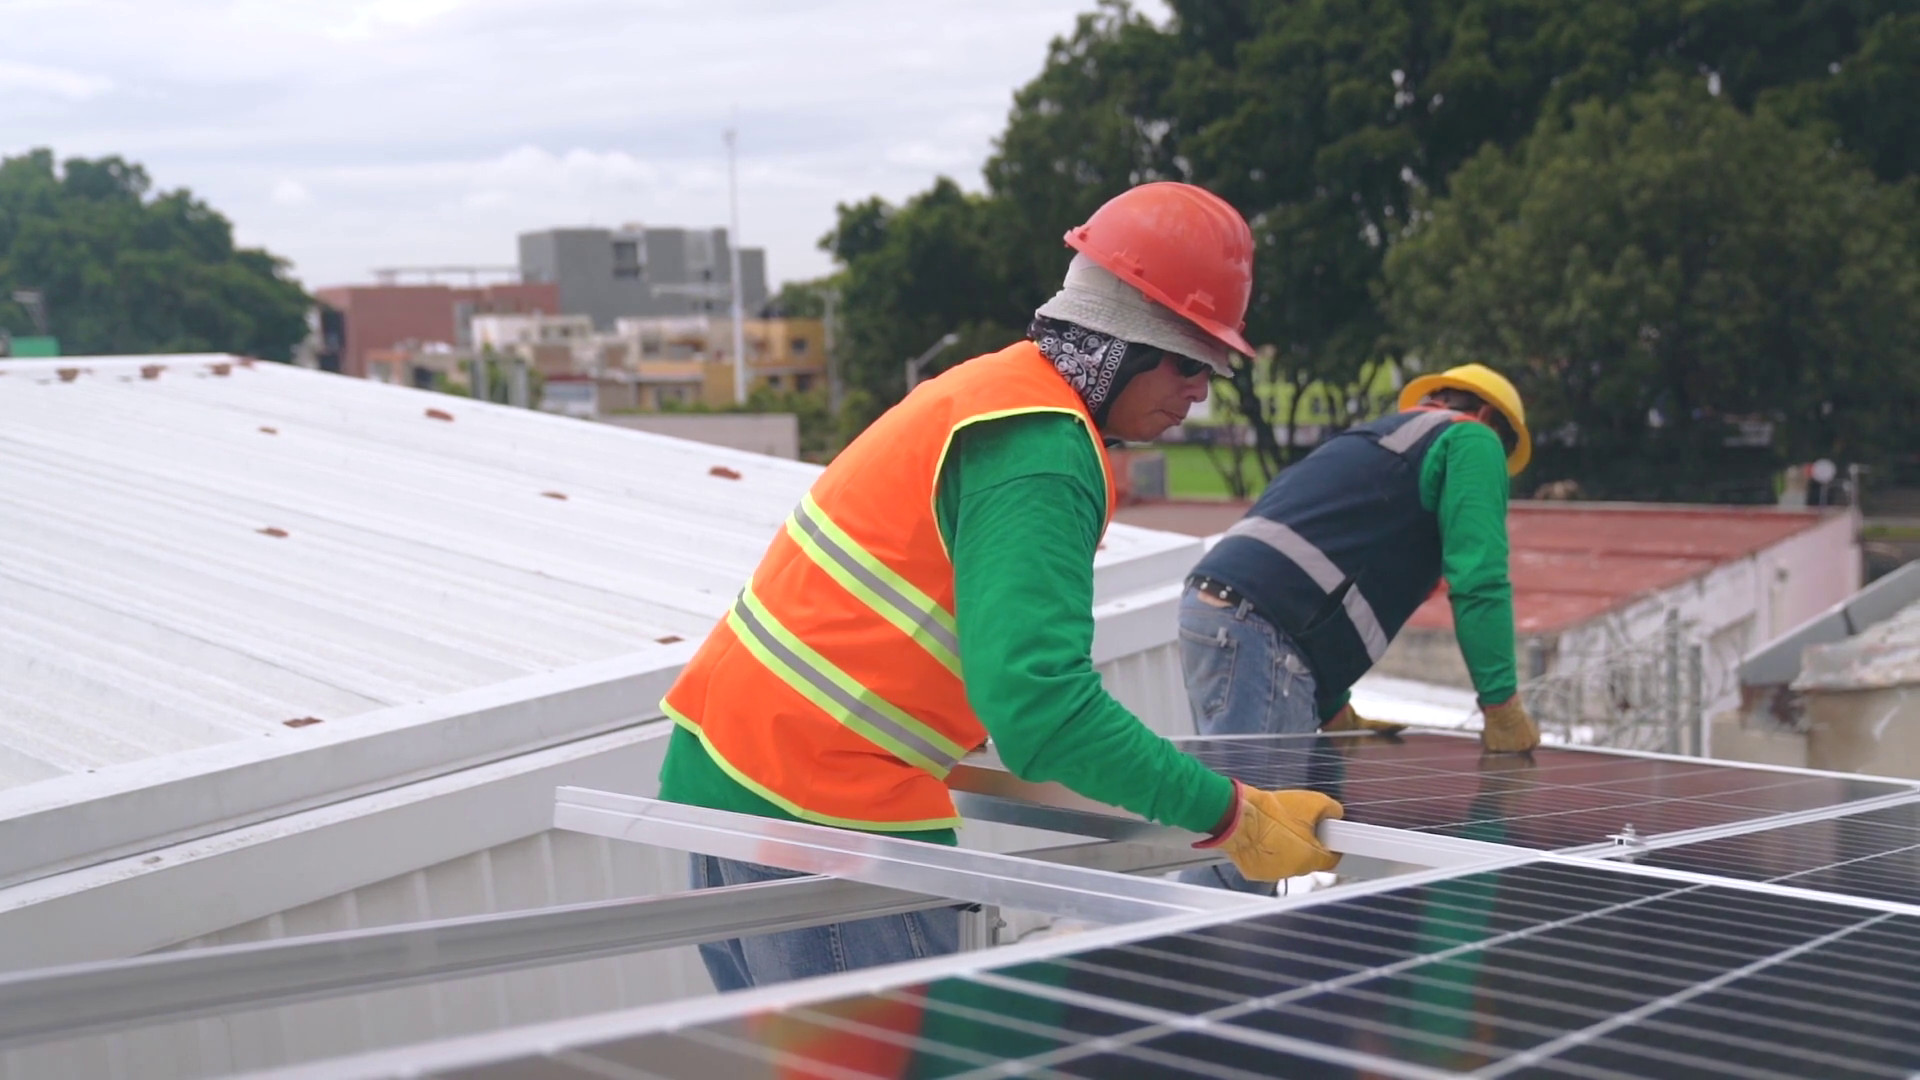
[1063,182,1256,358]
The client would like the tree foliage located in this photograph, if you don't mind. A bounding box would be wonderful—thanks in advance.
[1385,77,1920,497]
[0,149,310,360]
[820,0,1919,498]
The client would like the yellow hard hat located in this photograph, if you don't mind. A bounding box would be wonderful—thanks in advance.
[1398,363,1532,475]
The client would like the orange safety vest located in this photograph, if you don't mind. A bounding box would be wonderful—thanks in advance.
[661,340,1117,831]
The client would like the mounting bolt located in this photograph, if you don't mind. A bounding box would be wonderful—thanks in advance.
[1607,823,1645,848]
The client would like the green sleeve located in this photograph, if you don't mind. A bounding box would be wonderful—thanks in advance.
[1419,422,1519,705]
[938,413,1234,834]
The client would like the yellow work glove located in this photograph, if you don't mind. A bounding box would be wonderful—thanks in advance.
[1193,780,1343,883]
[1480,697,1539,753]
[1321,703,1407,738]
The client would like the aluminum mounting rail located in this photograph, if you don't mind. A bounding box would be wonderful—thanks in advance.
[948,761,1519,869]
[0,874,940,1050]
[554,787,1265,926]
[0,831,1237,1051]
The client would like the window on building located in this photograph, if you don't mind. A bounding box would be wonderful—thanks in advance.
[791,337,808,355]
[765,375,783,389]
[612,241,642,279]
[794,373,815,392]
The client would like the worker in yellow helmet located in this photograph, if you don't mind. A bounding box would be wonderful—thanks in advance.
[1178,363,1538,891]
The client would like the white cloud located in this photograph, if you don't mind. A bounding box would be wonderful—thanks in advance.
[4,0,1171,289]
[0,60,114,100]
[270,179,311,205]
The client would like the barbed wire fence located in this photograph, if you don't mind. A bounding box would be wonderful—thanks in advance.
[1519,611,1708,754]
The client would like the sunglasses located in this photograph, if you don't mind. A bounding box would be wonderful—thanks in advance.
[1169,354,1211,378]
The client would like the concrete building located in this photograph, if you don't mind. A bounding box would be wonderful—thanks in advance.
[517,226,768,331]
[311,283,559,379]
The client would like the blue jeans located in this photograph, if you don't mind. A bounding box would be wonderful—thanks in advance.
[690,854,961,992]
[1175,584,1320,895]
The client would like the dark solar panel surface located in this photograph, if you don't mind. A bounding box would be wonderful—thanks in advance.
[433,861,1920,1079]
[1627,799,1920,905]
[1178,732,1907,850]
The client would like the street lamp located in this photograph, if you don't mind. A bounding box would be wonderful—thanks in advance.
[904,332,960,392]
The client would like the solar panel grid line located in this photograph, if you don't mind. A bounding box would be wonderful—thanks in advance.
[972,865,1920,1080]
[1166,733,1915,854]
[1625,1011,1918,1080]
[1635,995,1920,1061]
[969,869,1715,1077]
[550,853,1538,1048]
[1613,821,1920,870]
[1246,729,1913,787]
[1473,912,1896,1079]
[1717,949,1920,1018]
[1556,787,1920,858]
[1775,844,1920,893]
[1539,855,1920,919]
[1512,1043,1842,1080]
[1170,736,1867,800]
[1388,784,1902,847]
[962,970,1463,1080]
[1117,892,1827,1004]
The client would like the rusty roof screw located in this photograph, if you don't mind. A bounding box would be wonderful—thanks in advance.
[210,363,232,376]
[257,526,289,538]
[140,364,165,380]
[656,635,684,644]
[56,367,79,382]
[541,491,569,500]
[259,426,278,435]
[425,407,454,421]
[283,717,324,728]
[709,465,742,480]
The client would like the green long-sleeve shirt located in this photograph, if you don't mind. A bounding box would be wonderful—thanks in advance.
[657,412,1235,843]
[1419,422,1518,705]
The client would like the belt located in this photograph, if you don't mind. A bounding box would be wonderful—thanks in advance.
[1187,574,1248,607]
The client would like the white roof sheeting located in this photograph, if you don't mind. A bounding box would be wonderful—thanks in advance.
[0,354,1196,805]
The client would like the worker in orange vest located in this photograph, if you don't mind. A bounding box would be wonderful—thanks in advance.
[656,182,1345,991]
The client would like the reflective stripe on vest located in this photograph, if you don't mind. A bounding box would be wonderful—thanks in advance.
[785,492,963,675]
[1220,516,1393,661]
[727,585,970,777]
[1378,408,1458,455]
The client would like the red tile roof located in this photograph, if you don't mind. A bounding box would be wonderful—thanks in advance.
[1114,500,1830,636]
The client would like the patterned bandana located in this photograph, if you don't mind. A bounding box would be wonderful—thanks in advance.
[1027,314,1164,426]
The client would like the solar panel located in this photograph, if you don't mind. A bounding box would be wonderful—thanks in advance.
[411,860,1920,1079]
[1625,799,1920,905]
[1176,732,1909,850]
[273,736,1920,1080]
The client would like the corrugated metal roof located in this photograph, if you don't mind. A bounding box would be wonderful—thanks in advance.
[0,355,1193,795]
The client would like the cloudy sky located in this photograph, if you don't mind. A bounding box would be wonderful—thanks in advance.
[5,0,1167,291]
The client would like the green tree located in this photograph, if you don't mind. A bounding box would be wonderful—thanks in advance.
[825,179,1027,430]
[1383,77,1920,498]
[821,0,1919,494]
[0,149,309,360]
